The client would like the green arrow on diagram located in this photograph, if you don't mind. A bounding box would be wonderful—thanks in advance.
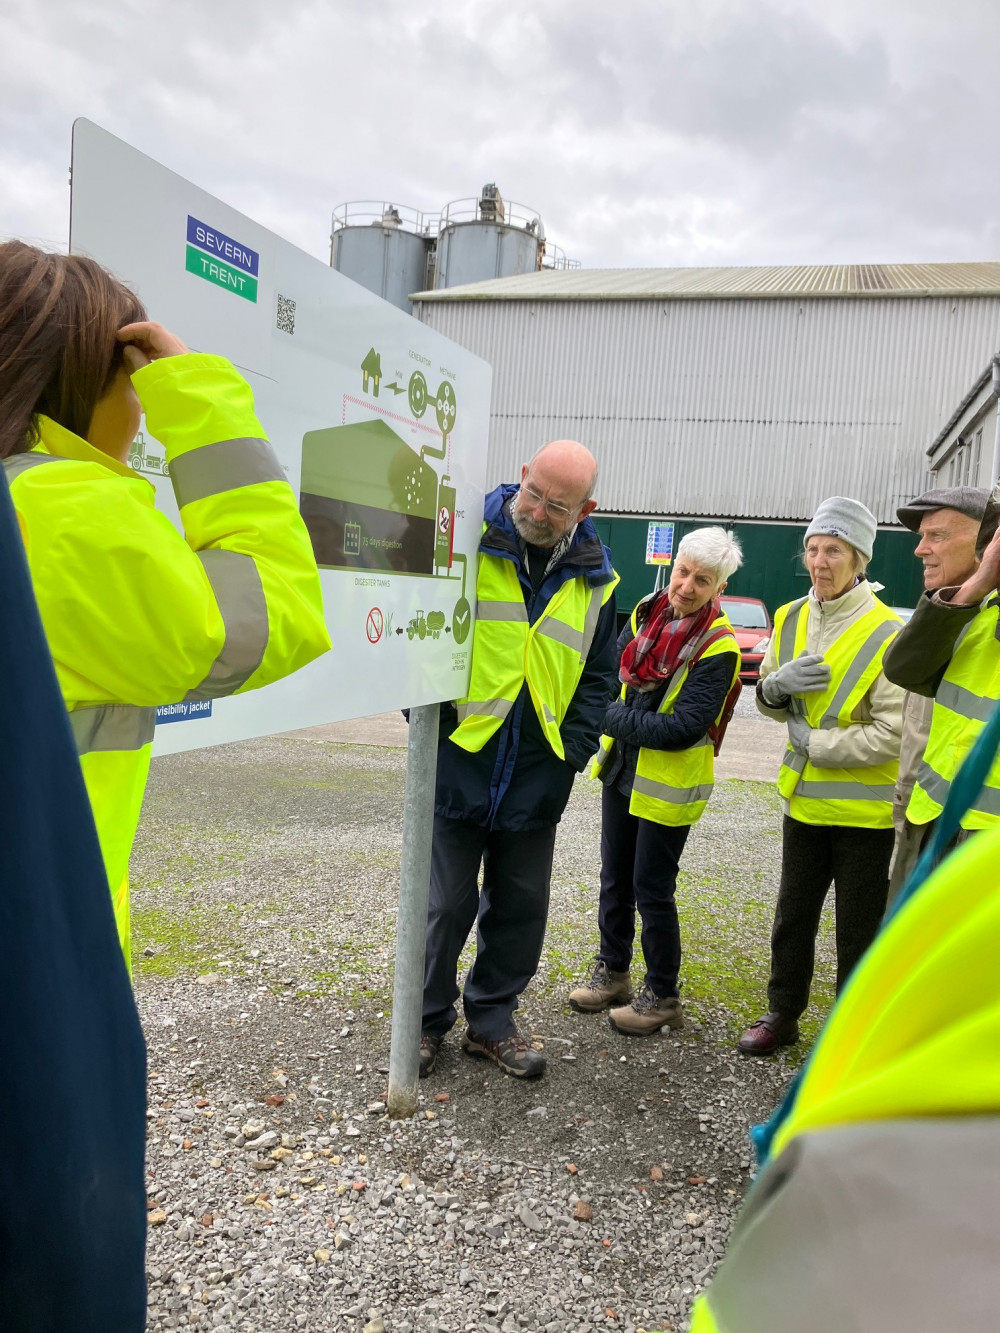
[383,382,406,396]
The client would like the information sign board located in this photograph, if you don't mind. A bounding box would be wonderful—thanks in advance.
[645,521,675,566]
[69,120,491,755]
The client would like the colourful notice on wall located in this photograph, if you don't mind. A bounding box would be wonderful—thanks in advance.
[645,521,675,565]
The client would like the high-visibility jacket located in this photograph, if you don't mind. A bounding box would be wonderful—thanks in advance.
[773,593,901,828]
[689,826,1000,1333]
[3,353,331,965]
[450,542,619,761]
[590,604,739,826]
[907,596,1000,830]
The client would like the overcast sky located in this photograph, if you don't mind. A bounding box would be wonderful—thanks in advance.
[3,0,1000,271]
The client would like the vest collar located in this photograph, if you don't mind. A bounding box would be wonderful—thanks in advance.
[35,415,149,484]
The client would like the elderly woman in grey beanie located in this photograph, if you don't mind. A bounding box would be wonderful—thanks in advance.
[738,497,905,1055]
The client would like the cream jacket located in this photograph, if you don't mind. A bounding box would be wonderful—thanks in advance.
[757,580,904,771]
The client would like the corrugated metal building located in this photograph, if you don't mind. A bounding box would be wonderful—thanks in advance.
[413,263,1000,612]
[926,357,1000,490]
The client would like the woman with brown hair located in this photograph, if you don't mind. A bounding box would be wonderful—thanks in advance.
[0,239,330,966]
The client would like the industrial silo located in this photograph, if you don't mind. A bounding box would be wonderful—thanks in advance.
[435,185,546,290]
[330,203,434,313]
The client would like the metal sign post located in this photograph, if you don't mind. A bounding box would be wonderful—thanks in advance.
[387,704,439,1118]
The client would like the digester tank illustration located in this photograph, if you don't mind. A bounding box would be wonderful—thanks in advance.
[299,419,441,574]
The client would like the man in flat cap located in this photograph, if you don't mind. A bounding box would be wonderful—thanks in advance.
[882,486,990,898]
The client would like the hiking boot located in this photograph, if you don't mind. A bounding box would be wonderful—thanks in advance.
[608,984,683,1036]
[419,1032,443,1078]
[568,959,633,1013]
[461,1027,546,1079]
[737,1013,799,1056]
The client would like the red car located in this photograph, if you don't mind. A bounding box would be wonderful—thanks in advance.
[720,595,772,683]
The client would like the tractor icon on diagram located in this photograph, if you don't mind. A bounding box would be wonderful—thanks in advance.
[407,609,446,640]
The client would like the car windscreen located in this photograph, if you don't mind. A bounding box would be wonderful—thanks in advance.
[720,600,769,629]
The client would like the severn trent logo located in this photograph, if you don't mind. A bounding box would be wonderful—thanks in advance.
[185,215,259,303]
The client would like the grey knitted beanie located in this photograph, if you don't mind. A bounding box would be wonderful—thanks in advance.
[804,496,877,561]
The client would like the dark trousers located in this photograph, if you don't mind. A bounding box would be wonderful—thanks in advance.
[597,783,691,998]
[768,816,894,1019]
[422,815,557,1041]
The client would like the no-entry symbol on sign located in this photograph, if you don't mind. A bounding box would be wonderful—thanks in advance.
[438,505,451,534]
[366,607,384,643]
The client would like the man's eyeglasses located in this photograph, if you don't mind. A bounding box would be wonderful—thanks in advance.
[520,482,575,521]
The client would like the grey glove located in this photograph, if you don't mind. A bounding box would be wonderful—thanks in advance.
[761,652,831,706]
[786,713,812,758]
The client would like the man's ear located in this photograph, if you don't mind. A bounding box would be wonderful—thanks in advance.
[579,498,598,520]
[520,463,529,484]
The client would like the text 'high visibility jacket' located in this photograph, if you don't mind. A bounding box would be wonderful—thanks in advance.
[590,604,739,825]
[774,594,901,828]
[907,595,1000,830]
[450,537,619,761]
[4,353,331,965]
[689,826,1000,1333]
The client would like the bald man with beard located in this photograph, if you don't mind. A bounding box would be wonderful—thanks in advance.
[419,441,619,1080]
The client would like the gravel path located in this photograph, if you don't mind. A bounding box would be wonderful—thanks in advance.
[133,727,835,1332]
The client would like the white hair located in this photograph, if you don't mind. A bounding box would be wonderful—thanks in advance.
[675,526,743,585]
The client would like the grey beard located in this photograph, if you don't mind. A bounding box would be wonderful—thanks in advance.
[512,505,557,548]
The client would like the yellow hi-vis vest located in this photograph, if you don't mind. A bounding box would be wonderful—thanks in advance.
[590,604,739,826]
[450,545,618,760]
[689,827,1000,1333]
[907,596,1000,830]
[3,354,330,968]
[774,594,901,829]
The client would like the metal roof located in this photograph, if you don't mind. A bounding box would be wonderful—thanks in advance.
[413,261,1000,302]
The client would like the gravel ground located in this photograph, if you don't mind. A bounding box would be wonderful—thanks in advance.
[133,726,837,1333]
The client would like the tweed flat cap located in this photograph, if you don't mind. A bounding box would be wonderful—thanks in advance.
[897,486,990,532]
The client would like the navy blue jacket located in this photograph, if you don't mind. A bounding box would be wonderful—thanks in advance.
[0,469,147,1331]
[435,484,618,830]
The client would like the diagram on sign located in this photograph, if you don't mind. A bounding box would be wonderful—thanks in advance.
[299,348,473,646]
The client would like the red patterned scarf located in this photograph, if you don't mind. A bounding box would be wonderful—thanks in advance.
[619,590,720,688]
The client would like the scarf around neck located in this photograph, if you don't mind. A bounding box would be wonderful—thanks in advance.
[619,590,720,689]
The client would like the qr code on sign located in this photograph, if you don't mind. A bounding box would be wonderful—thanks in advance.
[276,294,296,335]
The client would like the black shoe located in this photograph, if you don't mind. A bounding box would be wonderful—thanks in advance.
[419,1032,443,1078]
[461,1027,546,1079]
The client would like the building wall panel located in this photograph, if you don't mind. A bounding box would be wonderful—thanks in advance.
[416,296,1000,522]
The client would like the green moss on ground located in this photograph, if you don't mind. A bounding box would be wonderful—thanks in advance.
[131,905,235,979]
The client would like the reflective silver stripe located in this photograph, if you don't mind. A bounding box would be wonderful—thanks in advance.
[818,618,899,728]
[2,452,65,481]
[777,597,809,666]
[69,704,156,755]
[475,599,528,623]
[169,438,286,509]
[781,751,807,777]
[915,757,1000,817]
[185,549,269,700]
[795,779,896,801]
[632,775,714,806]
[936,679,997,724]
[580,585,606,661]
[535,618,585,653]
[455,697,513,723]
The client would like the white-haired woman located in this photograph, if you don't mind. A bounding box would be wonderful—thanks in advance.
[738,497,904,1056]
[570,527,742,1034]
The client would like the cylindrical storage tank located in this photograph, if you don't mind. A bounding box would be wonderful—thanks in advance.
[436,222,540,290]
[332,222,431,313]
